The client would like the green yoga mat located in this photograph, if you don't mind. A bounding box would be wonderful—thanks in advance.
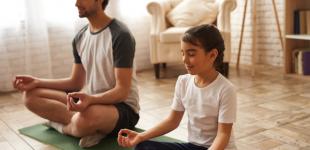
[19,124,182,150]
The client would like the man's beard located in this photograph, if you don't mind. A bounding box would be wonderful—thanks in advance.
[79,11,88,18]
[78,9,96,18]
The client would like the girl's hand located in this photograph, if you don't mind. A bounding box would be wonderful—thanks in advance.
[117,129,143,147]
[12,75,39,91]
[66,92,92,112]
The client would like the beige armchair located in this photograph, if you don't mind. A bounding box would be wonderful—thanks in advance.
[147,0,237,78]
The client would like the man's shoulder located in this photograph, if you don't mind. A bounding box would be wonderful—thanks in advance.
[109,19,132,36]
[109,19,129,31]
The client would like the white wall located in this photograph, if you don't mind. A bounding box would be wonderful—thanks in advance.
[230,0,284,66]
[106,0,153,71]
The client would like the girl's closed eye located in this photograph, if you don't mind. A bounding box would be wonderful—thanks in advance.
[187,51,196,56]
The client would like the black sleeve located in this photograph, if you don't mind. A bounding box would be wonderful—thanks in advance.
[72,38,82,64]
[112,32,136,68]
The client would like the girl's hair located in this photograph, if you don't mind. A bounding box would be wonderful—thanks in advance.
[102,0,109,9]
[182,24,226,75]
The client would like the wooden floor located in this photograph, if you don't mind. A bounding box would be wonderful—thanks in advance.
[1,64,310,150]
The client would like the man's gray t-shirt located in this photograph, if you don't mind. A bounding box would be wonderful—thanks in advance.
[72,19,140,113]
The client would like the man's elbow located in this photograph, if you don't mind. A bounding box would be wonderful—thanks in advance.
[119,93,129,101]
[68,78,84,91]
[117,87,130,101]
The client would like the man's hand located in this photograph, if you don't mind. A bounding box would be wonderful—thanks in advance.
[12,75,40,91]
[66,92,93,112]
[117,129,143,147]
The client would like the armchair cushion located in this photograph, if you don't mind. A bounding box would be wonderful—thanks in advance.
[167,0,218,27]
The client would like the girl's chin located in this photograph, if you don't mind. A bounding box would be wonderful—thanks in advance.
[186,70,196,75]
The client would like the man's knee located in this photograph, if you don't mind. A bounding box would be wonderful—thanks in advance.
[69,105,117,137]
[70,113,97,137]
[23,88,40,110]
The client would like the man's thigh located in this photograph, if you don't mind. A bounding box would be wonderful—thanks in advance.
[25,88,68,104]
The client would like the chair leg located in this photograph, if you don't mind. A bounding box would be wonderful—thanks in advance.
[154,64,160,79]
[162,63,167,69]
[223,62,229,78]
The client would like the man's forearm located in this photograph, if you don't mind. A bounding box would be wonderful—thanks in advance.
[90,86,129,105]
[38,78,83,91]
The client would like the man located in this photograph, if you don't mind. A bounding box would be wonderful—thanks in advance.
[12,0,139,148]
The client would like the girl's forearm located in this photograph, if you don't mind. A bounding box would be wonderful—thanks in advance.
[139,111,184,142]
[139,118,178,141]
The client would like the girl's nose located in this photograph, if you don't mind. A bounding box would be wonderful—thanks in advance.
[182,55,188,64]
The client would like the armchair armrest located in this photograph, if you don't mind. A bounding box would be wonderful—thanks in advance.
[147,0,172,36]
[216,0,237,32]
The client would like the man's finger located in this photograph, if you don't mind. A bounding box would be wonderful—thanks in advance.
[15,75,27,80]
[68,92,83,99]
[12,77,17,88]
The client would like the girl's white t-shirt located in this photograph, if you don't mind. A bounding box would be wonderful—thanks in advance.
[171,73,237,148]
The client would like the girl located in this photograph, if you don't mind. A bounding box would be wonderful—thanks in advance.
[117,24,237,150]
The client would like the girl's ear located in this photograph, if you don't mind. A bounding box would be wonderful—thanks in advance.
[209,48,218,61]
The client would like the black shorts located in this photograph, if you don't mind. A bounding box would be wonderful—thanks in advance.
[109,102,139,136]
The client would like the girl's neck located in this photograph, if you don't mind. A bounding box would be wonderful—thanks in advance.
[194,69,219,88]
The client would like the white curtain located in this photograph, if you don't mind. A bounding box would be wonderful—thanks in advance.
[0,0,81,92]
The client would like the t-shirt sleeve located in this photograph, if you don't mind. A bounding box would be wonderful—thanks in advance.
[171,76,185,111]
[113,32,135,68]
[72,38,82,64]
[218,86,237,123]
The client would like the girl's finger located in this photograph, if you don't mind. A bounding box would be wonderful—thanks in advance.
[118,129,126,136]
[118,136,123,146]
[124,138,130,147]
[118,135,125,146]
[122,137,127,147]
[117,134,121,145]
[120,129,131,135]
